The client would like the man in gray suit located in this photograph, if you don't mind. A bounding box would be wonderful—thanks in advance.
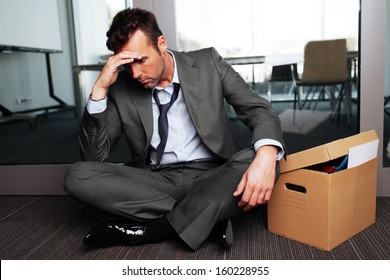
[64,8,285,251]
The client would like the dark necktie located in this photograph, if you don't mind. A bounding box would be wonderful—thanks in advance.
[153,82,180,169]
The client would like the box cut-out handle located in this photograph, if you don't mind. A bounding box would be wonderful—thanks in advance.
[285,183,307,194]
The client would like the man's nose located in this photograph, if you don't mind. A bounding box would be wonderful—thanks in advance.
[131,64,142,79]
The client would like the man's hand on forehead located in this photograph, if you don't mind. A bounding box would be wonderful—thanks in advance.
[115,51,143,65]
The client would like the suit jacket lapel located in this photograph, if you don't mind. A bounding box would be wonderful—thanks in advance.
[129,85,154,144]
[173,51,201,129]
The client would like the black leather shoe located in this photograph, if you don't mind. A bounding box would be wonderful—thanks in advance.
[208,218,233,248]
[83,218,147,247]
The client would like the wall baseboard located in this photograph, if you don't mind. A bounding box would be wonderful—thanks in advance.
[0,164,70,195]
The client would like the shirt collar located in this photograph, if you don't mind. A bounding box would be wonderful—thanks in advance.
[169,50,180,84]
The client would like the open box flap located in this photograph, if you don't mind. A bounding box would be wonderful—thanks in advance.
[280,130,378,174]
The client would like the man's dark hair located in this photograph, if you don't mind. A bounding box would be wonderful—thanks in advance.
[106,8,163,53]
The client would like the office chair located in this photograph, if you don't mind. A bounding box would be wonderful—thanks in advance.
[267,64,299,102]
[293,39,351,126]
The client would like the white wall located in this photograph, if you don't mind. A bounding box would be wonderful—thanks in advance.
[0,0,74,113]
[360,0,389,196]
[72,0,111,64]
[133,0,178,50]
[71,0,112,108]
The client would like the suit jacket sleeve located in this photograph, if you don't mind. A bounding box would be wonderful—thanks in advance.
[79,89,124,161]
[209,47,285,149]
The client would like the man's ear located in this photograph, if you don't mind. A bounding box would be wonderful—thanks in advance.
[158,35,168,53]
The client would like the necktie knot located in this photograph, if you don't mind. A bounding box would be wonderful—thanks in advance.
[153,83,180,109]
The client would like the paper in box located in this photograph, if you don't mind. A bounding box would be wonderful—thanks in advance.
[267,130,378,251]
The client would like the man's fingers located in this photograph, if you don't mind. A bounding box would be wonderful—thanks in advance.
[263,190,272,202]
[107,52,142,68]
[242,187,263,212]
[233,176,246,197]
[107,57,135,70]
[237,182,256,210]
[239,184,273,212]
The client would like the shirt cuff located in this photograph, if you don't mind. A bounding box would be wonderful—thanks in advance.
[253,139,285,161]
[86,96,107,114]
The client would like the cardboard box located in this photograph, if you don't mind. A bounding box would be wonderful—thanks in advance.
[268,130,378,251]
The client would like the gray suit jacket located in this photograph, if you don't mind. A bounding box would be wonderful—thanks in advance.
[79,47,284,167]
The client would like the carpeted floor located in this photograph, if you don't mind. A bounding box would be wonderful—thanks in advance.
[0,195,389,260]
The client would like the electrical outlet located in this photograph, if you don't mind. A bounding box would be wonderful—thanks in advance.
[16,97,33,105]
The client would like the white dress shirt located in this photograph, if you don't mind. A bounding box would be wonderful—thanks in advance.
[87,51,284,164]
[148,53,215,165]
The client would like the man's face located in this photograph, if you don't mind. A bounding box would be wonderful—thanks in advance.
[119,30,166,89]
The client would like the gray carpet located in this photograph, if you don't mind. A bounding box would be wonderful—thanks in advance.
[0,195,388,260]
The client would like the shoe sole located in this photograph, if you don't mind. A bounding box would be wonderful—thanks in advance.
[224,218,233,248]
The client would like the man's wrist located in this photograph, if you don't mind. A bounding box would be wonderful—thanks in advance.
[256,145,278,158]
[90,84,108,101]
[89,93,107,102]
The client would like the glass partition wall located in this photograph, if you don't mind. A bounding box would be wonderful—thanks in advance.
[0,0,129,164]
[176,0,360,154]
